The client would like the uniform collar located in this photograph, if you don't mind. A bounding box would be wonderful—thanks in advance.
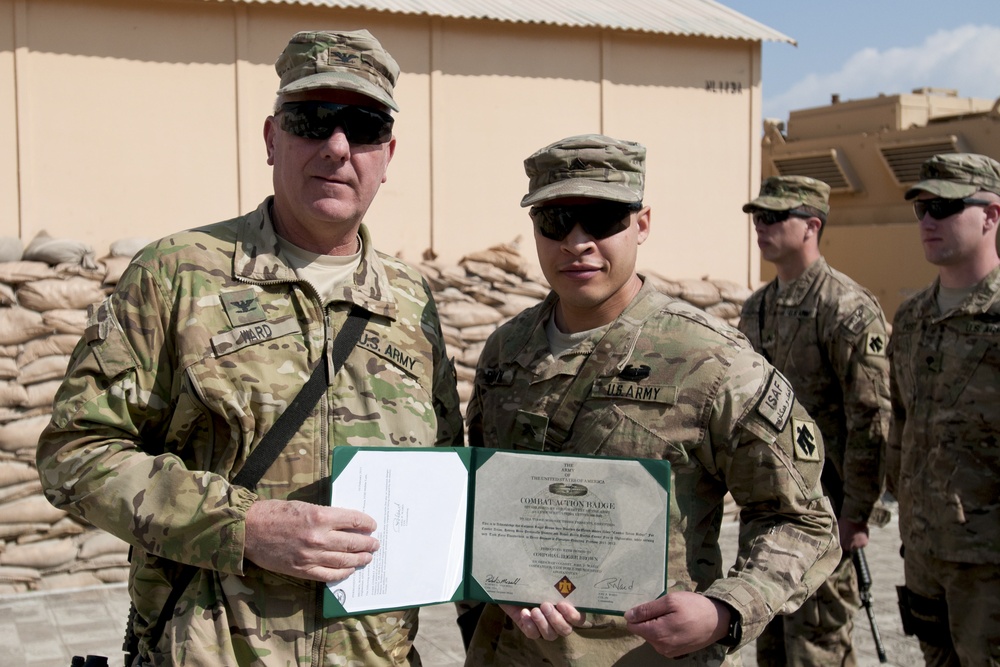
[928,264,1000,321]
[502,278,660,371]
[233,197,398,320]
[774,256,827,307]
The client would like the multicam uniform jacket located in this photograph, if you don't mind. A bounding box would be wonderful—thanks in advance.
[465,280,839,667]
[738,257,891,522]
[887,266,1000,565]
[36,198,464,666]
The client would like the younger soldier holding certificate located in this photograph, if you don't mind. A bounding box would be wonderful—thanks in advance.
[464,135,840,666]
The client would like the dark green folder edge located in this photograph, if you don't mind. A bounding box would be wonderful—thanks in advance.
[467,449,670,616]
[324,446,472,618]
[323,447,670,618]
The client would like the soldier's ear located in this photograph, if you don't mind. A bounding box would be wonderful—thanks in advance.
[982,198,1000,233]
[635,206,651,245]
[805,216,822,239]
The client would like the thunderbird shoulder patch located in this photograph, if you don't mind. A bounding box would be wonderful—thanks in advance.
[792,418,820,461]
[864,332,887,357]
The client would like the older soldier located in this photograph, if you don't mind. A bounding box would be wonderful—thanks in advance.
[36,30,462,665]
[889,153,1000,665]
[464,134,839,666]
[739,176,891,667]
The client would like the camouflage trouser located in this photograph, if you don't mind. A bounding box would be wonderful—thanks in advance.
[903,548,1000,667]
[756,552,859,667]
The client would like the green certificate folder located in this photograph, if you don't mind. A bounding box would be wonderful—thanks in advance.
[325,447,670,618]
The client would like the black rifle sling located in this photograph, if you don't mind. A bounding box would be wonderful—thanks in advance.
[756,280,775,363]
[232,307,370,488]
[143,306,370,652]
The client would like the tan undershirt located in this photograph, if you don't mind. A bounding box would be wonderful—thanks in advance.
[937,284,975,315]
[546,314,611,357]
[276,235,362,304]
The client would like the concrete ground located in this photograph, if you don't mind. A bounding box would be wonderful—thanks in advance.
[0,516,921,667]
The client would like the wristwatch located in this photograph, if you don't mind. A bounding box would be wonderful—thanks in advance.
[717,609,743,647]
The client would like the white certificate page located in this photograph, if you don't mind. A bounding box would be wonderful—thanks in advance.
[327,449,468,613]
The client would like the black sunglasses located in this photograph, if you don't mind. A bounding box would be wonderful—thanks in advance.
[529,202,641,241]
[913,197,990,221]
[278,101,394,145]
[752,208,813,226]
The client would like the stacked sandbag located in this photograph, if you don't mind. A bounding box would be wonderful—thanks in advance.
[0,237,142,594]
[0,235,748,595]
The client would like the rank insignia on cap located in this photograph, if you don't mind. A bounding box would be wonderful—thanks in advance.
[865,332,886,357]
[792,418,820,462]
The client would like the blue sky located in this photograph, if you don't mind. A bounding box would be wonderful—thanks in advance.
[721,1,1000,123]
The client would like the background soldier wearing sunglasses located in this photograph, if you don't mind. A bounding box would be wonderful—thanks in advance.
[464,135,839,666]
[737,176,892,667]
[36,29,463,665]
[888,152,1000,665]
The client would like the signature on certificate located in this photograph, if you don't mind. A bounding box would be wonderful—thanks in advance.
[393,502,409,532]
[595,577,634,591]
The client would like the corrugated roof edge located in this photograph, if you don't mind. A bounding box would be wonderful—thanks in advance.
[211,0,796,44]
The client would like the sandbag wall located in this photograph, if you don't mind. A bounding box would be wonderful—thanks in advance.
[0,237,749,595]
[0,249,136,594]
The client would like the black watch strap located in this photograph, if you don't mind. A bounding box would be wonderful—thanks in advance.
[717,608,743,647]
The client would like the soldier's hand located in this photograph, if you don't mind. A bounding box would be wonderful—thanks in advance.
[839,517,869,552]
[624,592,730,657]
[500,602,585,641]
[244,499,379,582]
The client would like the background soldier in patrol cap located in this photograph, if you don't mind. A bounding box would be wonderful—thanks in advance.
[463,134,840,666]
[36,29,463,665]
[739,175,892,667]
[888,152,1000,665]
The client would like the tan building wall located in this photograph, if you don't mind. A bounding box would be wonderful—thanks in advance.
[762,91,1000,318]
[2,0,766,286]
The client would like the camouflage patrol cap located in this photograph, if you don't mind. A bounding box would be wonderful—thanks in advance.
[521,134,645,207]
[904,152,1000,200]
[275,29,399,111]
[742,175,831,215]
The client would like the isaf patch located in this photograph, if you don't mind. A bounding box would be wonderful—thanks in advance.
[792,418,820,461]
[842,305,876,336]
[757,370,794,432]
[865,332,887,357]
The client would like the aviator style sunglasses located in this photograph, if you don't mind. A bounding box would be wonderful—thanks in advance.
[752,208,813,226]
[278,101,394,145]
[529,202,642,241]
[912,197,990,222]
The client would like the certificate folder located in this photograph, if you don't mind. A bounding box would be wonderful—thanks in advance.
[325,447,670,618]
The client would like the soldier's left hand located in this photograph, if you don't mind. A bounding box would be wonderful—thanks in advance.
[839,517,869,552]
[500,601,585,641]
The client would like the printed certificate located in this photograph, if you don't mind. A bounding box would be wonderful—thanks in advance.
[325,447,669,617]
